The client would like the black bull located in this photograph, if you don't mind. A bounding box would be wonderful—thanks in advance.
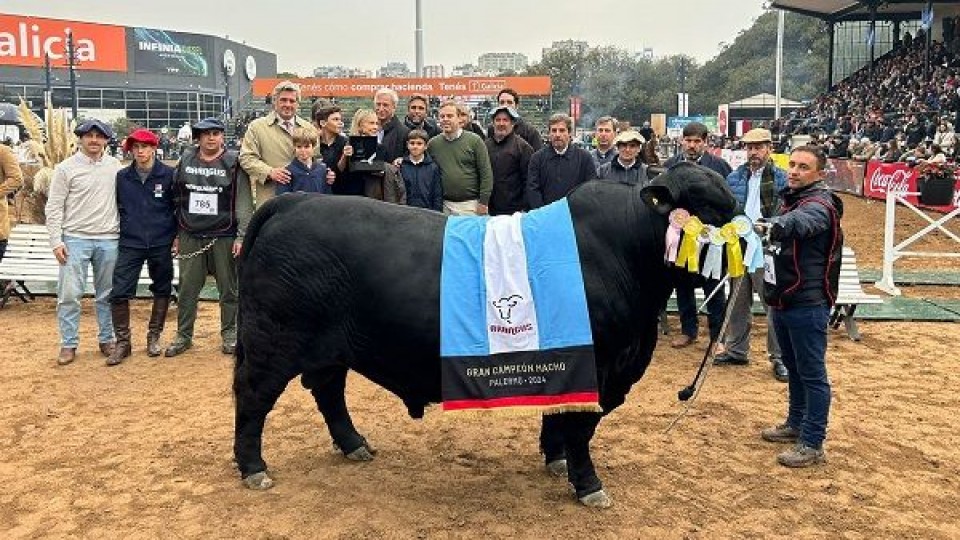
[233,162,737,507]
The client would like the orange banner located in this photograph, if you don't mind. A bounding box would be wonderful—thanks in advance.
[0,14,127,72]
[253,76,552,98]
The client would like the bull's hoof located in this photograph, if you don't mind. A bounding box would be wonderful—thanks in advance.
[334,438,378,461]
[578,489,613,509]
[345,445,376,461]
[545,459,568,477]
[242,471,274,490]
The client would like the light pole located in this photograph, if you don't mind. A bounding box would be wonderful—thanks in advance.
[66,30,79,119]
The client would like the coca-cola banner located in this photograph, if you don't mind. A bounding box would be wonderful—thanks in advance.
[863,161,960,211]
[825,159,864,196]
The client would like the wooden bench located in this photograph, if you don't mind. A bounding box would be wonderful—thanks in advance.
[663,246,883,341]
[831,246,884,341]
[0,224,180,308]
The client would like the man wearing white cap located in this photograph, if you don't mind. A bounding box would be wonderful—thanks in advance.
[46,119,122,365]
[715,128,788,382]
[596,130,648,186]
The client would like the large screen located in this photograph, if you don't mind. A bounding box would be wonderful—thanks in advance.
[133,27,210,77]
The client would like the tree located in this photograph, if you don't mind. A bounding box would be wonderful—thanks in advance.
[111,117,140,141]
[276,71,301,79]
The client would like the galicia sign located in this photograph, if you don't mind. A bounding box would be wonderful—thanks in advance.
[0,14,127,71]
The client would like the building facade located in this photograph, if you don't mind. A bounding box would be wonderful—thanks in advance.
[0,13,277,130]
[477,52,528,74]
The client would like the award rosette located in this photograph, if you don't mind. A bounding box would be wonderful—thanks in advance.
[677,216,704,273]
[720,223,745,277]
[702,226,726,279]
[732,215,764,272]
[665,209,690,263]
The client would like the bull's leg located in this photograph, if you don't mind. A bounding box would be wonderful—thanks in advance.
[540,414,567,476]
[562,412,611,508]
[233,356,297,490]
[302,367,376,461]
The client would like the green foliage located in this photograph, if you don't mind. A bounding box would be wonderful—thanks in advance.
[276,71,301,80]
[111,117,141,141]
[524,9,827,124]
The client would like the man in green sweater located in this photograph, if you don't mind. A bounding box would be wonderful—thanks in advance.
[427,101,493,216]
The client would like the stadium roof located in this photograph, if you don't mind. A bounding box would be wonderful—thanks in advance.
[770,1,947,22]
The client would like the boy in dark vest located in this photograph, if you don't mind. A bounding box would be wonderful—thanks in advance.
[166,118,254,357]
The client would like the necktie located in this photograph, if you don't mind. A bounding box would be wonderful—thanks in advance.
[283,120,293,134]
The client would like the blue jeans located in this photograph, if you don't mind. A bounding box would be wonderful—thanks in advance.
[57,236,118,348]
[770,305,831,449]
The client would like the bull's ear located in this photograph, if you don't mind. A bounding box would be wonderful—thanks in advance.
[640,184,675,215]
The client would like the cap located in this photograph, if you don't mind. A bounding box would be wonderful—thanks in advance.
[489,106,519,121]
[741,128,772,143]
[614,130,646,145]
[74,119,115,140]
[191,117,226,139]
[123,128,160,152]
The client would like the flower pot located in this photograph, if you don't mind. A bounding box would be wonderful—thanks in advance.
[917,174,956,206]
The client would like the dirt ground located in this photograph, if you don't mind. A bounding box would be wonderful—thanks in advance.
[1,194,958,539]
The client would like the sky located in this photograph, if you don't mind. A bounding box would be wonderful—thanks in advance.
[2,0,771,75]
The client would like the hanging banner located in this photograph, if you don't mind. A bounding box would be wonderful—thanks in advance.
[252,76,552,98]
[133,27,210,77]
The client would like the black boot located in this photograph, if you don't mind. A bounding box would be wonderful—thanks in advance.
[146,296,171,357]
[107,301,131,366]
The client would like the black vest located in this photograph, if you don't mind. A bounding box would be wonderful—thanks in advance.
[175,149,240,237]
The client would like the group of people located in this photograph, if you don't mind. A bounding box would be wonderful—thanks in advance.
[36,79,841,469]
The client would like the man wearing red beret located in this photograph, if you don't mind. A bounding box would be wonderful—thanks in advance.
[106,128,177,366]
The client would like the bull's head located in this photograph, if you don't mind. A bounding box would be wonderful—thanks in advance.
[640,161,737,226]
[491,295,523,324]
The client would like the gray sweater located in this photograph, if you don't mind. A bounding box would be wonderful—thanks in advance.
[46,151,121,249]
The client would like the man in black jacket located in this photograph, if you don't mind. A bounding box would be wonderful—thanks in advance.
[526,113,595,208]
[487,88,544,152]
[486,106,533,215]
[374,87,410,162]
[758,144,843,468]
[403,93,440,138]
[106,129,177,366]
[662,122,732,352]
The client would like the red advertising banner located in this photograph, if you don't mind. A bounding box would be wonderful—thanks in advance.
[863,161,960,211]
[569,96,581,124]
[252,76,552,98]
[0,14,128,71]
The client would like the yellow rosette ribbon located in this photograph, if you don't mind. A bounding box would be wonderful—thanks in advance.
[721,223,745,278]
[677,216,704,273]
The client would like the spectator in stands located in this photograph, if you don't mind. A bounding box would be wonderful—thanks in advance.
[373,87,410,163]
[590,116,618,172]
[852,137,878,161]
[240,80,311,206]
[46,119,121,366]
[485,106,533,216]
[596,130,648,186]
[403,93,440,138]
[662,122,732,351]
[716,127,786,383]
[166,118,253,358]
[526,113,595,209]
[427,101,492,215]
[277,127,334,195]
[311,101,348,182]
[0,142,24,262]
[488,88,544,151]
[105,129,176,367]
[933,121,956,156]
[400,129,443,211]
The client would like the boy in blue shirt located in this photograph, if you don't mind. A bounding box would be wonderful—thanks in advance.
[277,127,334,195]
[399,129,443,210]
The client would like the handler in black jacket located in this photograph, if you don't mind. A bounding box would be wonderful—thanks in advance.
[107,129,177,366]
[486,106,533,215]
[758,144,843,469]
